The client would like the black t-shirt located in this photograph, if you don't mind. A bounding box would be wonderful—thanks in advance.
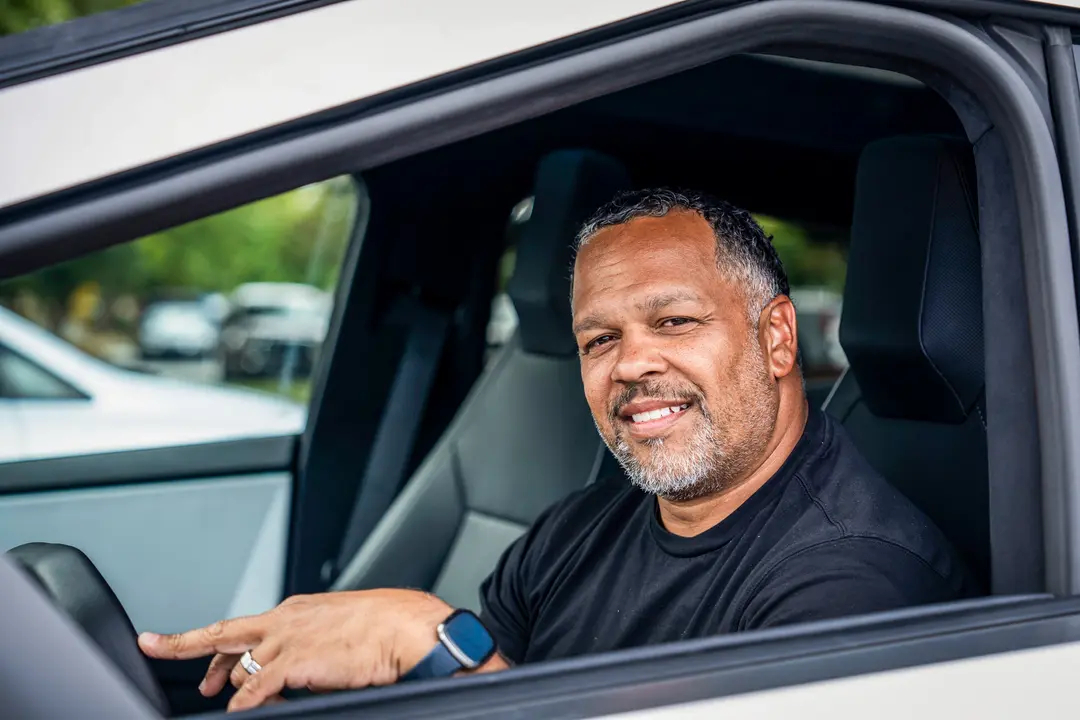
[479,408,977,665]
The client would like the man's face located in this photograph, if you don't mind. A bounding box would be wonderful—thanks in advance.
[571,211,780,501]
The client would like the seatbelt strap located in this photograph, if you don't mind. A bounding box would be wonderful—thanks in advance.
[333,302,450,576]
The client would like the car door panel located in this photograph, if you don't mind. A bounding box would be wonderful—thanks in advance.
[0,470,290,634]
[0,435,297,638]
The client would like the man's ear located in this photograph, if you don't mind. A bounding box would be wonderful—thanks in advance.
[759,296,798,379]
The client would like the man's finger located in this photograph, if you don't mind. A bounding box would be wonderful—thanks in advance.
[229,643,281,690]
[227,661,286,713]
[139,617,264,660]
[201,653,240,697]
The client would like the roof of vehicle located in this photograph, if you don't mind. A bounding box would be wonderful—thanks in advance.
[1,0,1078,215]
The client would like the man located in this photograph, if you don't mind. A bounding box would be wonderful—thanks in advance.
[141,189,975,711]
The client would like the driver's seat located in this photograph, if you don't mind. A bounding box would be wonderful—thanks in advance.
[332,150,632,609]
[824,135,989,592]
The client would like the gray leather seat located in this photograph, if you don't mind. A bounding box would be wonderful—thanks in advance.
[824,135,989,591]
[333,150,631,610]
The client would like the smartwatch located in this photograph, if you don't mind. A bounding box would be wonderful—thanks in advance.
[401,609,497,681]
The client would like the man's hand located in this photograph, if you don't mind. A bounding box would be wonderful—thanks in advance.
[138,589,481,712]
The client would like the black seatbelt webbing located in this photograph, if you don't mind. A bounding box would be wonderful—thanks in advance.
[334,303,450,576]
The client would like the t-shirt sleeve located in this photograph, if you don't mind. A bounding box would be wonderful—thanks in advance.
[738,537,957,630]
[478,531,533,665]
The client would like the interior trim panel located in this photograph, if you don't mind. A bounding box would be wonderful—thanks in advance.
[0,435,296,493]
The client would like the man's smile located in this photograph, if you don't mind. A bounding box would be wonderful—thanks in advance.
[617,399,695,438]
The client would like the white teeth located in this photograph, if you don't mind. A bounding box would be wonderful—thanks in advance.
[630,403,690,423]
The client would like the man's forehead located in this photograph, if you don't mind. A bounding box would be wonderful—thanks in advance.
[580,211,715,257]
[572,213,719,302]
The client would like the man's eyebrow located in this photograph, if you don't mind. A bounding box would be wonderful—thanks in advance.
[637,290,702,314]
[572,291,704,335]
[572,315,607,336]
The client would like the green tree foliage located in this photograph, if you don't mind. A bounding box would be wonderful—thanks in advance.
[755,214,847,293]
[0,179,358,327]
[0,0,143,36]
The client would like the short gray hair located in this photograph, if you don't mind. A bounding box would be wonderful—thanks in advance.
[574,188,789,319]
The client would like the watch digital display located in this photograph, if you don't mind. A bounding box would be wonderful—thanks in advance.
[437,610,496,669]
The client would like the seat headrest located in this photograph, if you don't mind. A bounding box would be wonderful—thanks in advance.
[840,136,982,424]
[508,150,631,356]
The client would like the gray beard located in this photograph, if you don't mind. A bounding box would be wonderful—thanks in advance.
[598,337,777,502]
[606,406,722,500]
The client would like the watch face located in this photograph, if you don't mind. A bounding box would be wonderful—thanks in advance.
[442,610,495,667]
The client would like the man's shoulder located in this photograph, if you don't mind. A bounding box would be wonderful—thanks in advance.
[775,411,971,587]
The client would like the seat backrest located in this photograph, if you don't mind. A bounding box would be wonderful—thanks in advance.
[333,150,631,610]
[824,135,989,591]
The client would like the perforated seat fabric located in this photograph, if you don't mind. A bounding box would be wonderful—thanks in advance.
[333,150,631,610]
[824,135,989,591]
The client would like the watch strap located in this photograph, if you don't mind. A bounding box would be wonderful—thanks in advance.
[401,639,462,681]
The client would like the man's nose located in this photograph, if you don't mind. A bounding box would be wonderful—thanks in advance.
[611,331,667,384]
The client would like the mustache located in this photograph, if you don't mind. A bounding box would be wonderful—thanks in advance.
[609,380,708,423]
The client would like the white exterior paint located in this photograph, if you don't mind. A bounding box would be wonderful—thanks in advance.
[604,639,1080,718]
[0,0,681,211]
[2,0,1080,211]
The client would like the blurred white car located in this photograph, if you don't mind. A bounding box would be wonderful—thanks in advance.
[138,300,221,359]
[789,286,848,374]
[220,282,332,379]
[0,306,305,463]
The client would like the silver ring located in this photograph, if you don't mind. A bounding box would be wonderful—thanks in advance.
[239,650,262,675]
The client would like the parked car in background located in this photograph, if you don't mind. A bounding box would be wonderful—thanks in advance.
[220,282,331,380]
[138,300,221,360]
[790,286,847,375]
[0,306,305,463]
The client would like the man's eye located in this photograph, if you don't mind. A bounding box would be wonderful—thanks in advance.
[661,317,694,328]
[583,335,615,354]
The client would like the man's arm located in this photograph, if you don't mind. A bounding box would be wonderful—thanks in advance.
[738,537,962,630]
[139,589,509,712]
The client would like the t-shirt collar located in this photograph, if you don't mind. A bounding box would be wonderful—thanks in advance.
[648,407,825,558]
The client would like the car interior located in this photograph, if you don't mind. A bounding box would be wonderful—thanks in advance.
[5,46,1042,716]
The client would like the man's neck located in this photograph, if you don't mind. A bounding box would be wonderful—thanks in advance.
[657,392,809,538]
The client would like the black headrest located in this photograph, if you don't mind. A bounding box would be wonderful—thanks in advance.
[840,136,982,424]
[508,150,631,356]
